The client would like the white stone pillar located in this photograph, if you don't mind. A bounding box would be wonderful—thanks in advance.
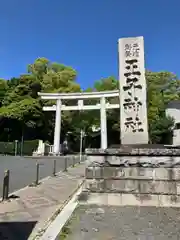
[53,99,62,155]
[100,97,107,149]
[118,36,149,144]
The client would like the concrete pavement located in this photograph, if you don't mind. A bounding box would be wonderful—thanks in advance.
[0,163,85,240]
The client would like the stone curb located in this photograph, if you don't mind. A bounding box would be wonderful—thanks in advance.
[30,180,84,240]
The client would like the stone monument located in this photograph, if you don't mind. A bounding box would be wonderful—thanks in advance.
[119,36,148,144]
[84,36,180,207]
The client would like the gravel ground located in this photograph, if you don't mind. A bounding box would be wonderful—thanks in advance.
[63,204,180,240]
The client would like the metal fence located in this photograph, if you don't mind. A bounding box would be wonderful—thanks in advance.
[0,155,86,200]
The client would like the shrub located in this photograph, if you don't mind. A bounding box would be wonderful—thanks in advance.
[0,139,39,156]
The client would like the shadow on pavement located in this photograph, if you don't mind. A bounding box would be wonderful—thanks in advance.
[0,221,37,240]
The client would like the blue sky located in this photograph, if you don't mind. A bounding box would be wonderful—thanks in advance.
[0,0,180,89]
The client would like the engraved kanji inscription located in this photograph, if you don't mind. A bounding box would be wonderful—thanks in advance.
[124,43,140,58]
[123,96,142,111]
[122,58,143,114]
[124,116,144,133]
[123,60,142,92]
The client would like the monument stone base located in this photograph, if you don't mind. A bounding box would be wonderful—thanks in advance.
[84,146,180,206]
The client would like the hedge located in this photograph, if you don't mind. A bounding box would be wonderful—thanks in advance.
[0,140,39,156]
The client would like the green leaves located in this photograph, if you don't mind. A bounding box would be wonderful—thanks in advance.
[0,98,42,120]
[149,115,174,144]
[0,79,8,105]
[94,76,119,91]
[146,71,179,143]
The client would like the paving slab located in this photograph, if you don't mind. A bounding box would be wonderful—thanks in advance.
[0,163,85,240]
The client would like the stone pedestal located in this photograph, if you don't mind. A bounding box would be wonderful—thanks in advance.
[84,147,180,205]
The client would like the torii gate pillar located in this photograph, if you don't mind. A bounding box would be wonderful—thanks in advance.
[53,99,62,155]
[100,97,107,149]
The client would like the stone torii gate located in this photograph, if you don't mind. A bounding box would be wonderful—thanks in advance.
[38,90,119,155]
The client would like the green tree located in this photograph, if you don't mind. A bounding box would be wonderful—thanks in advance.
[0,58,83,143]
[94,76,119,91]
[147,71,179,143]
[0,79,8,107]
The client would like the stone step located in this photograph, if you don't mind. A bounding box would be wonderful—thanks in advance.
[82,192,180,208]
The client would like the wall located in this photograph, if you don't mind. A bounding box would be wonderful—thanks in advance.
[173,129,180,146]
[166,107,180,145]
[84,153,180,206]
[166,108,180,124]
[85,165,180,195]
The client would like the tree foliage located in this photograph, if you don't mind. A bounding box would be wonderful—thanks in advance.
[0,57,178,149]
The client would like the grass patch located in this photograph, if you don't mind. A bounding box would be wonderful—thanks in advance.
[59,226,72,239]
[58,205,80,239]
